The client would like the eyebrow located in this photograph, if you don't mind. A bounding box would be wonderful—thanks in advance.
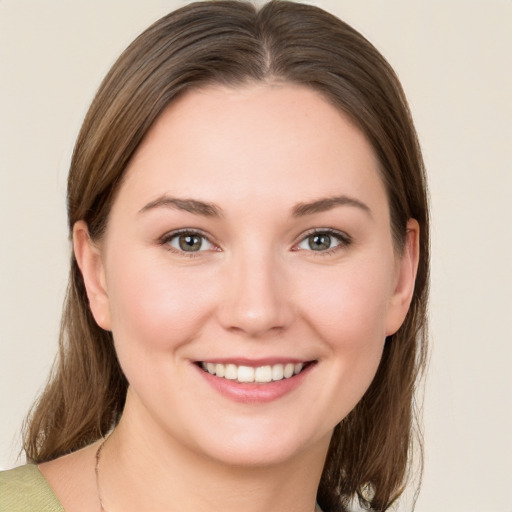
[139,193,371,219]
[139,196,223,218]
[292,195,372,218]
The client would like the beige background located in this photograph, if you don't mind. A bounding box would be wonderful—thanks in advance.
[1,1,511,511]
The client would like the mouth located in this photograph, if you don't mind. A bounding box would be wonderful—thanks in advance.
[196,360,315,384]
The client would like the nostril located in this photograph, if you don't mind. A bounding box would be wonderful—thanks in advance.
[218,302,293,338]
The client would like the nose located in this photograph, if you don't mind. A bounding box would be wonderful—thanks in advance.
[216,248,294,338]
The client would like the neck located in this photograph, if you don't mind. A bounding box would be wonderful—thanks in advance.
[99,391,330,512]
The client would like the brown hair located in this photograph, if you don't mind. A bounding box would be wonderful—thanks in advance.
[23,2,429,511]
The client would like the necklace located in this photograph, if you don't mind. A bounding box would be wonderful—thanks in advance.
[95,435,322,512]
[95,435,110,512]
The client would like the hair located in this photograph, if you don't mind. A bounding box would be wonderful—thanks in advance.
[23,2,429,511]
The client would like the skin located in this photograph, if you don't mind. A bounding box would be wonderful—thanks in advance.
[40,83,419,512]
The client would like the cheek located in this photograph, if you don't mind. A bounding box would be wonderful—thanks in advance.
[294,256,395,418]
[105,250,218,353]
[297,259,394,349]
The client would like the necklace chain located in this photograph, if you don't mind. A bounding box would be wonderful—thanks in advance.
[95,436,109,512]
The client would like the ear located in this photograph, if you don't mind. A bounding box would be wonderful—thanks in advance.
[73,221,111,331]
[385,219,420,336]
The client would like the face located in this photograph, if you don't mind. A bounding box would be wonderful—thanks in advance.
[76,83,418,467]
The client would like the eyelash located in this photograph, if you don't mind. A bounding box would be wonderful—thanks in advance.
[293,228,352,256]
[159,228,351,258]
[159,228,218,259]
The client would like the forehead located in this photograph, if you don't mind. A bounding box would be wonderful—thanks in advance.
[119,82,387,216]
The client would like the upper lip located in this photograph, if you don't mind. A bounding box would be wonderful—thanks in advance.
[194,357,315,367]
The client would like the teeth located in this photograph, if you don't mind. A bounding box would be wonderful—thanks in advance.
[254,366,272,383]
[283,363,294,379]
[215,363,225,378]
[272,364,284,381]
[225,364,238,380]
[200,361,306,383]
[237,365,255,383]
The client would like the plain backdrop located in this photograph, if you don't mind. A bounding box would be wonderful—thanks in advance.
[1,1,511,511]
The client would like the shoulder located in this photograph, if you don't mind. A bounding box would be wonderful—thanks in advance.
[0,464,65,512]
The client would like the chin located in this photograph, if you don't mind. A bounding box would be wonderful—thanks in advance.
[183,418,333,469]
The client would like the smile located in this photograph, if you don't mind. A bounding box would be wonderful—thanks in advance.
[199,361,308,384]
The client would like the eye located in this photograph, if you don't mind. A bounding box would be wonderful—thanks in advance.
[296,230,350,253]
[163,230,215,253]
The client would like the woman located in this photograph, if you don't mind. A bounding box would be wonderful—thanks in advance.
[0,1,429,511]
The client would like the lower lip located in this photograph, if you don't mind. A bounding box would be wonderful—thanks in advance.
[195,363,314,403]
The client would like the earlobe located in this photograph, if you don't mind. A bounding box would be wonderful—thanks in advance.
[385,219,420,336]
[73,221,111,330]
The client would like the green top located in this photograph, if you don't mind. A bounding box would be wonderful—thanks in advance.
[0,464,325,511]
[0,465,65,512]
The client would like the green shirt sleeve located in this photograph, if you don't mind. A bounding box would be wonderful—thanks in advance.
[0,465,65,512]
